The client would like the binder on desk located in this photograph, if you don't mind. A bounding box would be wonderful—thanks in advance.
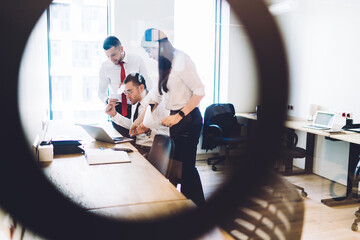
[85,148,131,165]
[342,123,360,133]
[41,140,84,155]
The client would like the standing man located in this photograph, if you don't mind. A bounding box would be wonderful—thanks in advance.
[105,73,168,156]
[99,36,151,137]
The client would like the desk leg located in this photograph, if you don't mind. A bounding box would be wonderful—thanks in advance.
[305,133,315,174]
[321,143,360,207]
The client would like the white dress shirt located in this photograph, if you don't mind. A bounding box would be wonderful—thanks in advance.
[111,92,169,147]
[150,50,205,110]
[98,52,152,104]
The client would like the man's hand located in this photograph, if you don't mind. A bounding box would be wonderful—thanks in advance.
[105,104,116,117]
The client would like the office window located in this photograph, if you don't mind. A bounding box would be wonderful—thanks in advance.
[81,5,107,33]
[50,2,71,32]
[72,41,91,68]
[52,76,72,104]
[48,0,108,121]
[83,76,98,102]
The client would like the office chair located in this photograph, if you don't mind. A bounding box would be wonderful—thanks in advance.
[351,158,360,231]
[220,171,304,240]
[147,134,183,188]
[146,134,175,178]
[168,159,182,188]
[279,129,308,197]
[201,103,247,171]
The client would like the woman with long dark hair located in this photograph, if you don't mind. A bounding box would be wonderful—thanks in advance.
[130,28,205,206]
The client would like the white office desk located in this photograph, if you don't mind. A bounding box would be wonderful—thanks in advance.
[236,113,333,136]
[237,113,360,207]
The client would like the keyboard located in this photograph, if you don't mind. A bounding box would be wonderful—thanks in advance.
[304,125,330,130]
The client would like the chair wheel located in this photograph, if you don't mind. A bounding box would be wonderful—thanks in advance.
[212,165,217,171]
[351,223,358,231]
[355,210,360,217]
[301,191,308,197]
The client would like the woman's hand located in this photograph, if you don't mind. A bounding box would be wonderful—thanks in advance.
[129,123,149,136]
[129,122,140,136]
[161,114,182,127]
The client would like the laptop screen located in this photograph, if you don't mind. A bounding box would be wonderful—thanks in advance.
[314,111,335,127]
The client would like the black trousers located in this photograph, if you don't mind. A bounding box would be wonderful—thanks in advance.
[170,107,205,206]
[111,103,132,138]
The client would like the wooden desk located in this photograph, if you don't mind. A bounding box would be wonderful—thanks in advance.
[39,121,233,239]
[42,121,186,210]
[237,113,360,207]
[90,199,233,240]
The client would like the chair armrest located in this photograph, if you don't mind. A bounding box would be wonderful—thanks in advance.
[237,121,247,128]
[208,124,223,137]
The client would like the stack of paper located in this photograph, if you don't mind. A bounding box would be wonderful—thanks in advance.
[85,149,131,165]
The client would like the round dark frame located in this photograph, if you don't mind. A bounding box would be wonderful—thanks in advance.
[0,0,288,239]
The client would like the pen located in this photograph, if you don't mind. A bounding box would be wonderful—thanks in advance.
[111,148,133,153]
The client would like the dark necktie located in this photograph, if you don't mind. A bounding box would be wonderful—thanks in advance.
[133,102,140,121]
[119,61,127,117]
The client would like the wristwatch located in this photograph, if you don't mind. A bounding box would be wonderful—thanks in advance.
[145,129,152,137]
[178,110,185,118]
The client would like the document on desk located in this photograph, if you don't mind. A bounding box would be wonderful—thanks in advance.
[324,129,344,134]
[85,148,131,165]
[347,128,360,133]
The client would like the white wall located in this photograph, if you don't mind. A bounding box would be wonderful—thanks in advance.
[273,0,360,122]
[225,7,259,113]
[18,12,49,146]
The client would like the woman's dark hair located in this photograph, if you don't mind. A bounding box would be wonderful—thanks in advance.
[124,73,147,90]
[158,38,174,95]
[158,56,172,95]
[103,36,121,50]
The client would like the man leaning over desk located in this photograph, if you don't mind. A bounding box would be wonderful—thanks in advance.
[99,36,152,137]
[105,73,168,156]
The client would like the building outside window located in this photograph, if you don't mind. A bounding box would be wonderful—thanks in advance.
[48,0,108,122]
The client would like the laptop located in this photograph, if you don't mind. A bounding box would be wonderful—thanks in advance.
[304,111,336,130]
[79,124,134,144]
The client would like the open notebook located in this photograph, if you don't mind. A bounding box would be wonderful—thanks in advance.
[85,148,131,165]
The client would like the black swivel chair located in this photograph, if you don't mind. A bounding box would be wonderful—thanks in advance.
[279,129,308,197]
[351,159,360,231]
[147,134,175,179]
[146,134,183,188]
[201,103,247,171]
